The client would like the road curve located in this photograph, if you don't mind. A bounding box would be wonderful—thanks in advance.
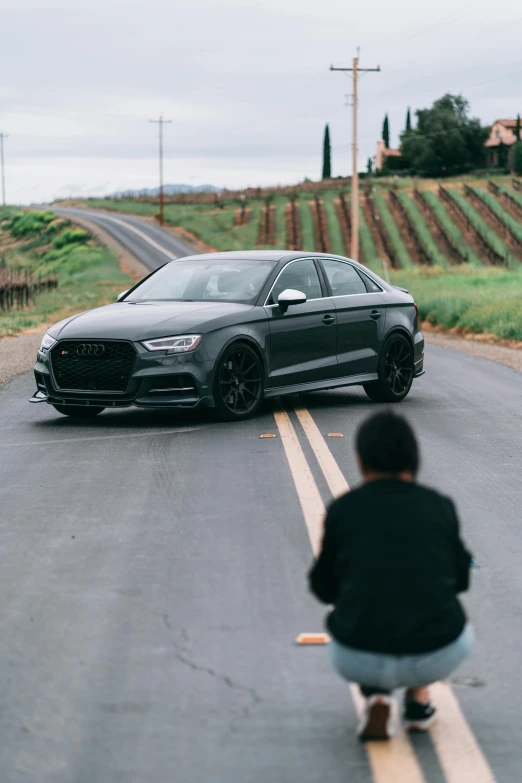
[53,205,196,269]
[0,211,520,782]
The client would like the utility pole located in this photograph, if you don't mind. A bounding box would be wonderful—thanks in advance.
[330,57,380,260]
[0,132,8,206]
[149,115,172,225]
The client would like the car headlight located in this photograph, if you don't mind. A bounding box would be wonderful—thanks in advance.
[141,334,202,354]
[39,332,57,352]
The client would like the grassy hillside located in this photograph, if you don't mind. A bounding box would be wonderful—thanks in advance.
[60,174,522,341]
[0,209,133,337]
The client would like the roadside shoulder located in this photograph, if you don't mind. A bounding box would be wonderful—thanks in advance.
[0,332,43,391]
[424,331,522,373]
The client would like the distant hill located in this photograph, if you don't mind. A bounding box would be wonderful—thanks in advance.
[112,184,220,197]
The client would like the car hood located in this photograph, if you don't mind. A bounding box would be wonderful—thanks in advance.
[51,301,256,341]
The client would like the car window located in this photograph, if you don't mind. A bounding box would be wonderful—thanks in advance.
[125,259,276,304]
[321,259,367,296]
[269,259,322,303]
[358,269,383,293]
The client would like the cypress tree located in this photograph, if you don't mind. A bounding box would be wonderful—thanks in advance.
[516,114,521,141]
[382,114,390,148]
[406,107,412,133]
[322,124,332,179]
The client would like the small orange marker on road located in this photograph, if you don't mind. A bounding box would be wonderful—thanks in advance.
[327,433,343,438]
[295,633,331,645]
[259,433,276,439]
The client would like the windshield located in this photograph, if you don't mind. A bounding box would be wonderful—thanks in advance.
[125,259,276,304]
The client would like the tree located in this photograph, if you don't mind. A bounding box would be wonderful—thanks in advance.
[399,94,488,177]
[322,124,331,179]
[382,114,390,148]
[367,157,373,175]
[405,108,412,133]
[516,114,521,141]
[509,141,522,175]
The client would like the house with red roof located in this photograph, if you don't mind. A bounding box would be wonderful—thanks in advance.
[485,119,521,166]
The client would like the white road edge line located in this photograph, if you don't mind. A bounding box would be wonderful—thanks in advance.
[272,406,427,783]
[64,210,179,261]
[292,403,496,783]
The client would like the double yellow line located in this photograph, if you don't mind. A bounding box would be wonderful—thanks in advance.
[272,403,496,783]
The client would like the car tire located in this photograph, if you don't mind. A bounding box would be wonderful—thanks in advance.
[363,333,414,403]
[213,342,264,421]
[52,405,105,418]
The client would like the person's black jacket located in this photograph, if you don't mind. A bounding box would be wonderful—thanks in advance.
[309,479,472,655]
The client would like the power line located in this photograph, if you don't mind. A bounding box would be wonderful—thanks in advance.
[330,57,380,261]
[0,132,8,206]
[149,115,172,226]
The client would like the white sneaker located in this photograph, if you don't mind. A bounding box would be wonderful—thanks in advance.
[357,695,396,741]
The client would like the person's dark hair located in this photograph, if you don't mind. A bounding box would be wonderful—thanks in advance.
[356,410,420,476]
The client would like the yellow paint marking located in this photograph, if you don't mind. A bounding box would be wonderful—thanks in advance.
[327,433,344,437]
[296,633,331,645]
[294,406,350,497]
[273,408,324,556]
[259,433,276,439]
[275,404,426,782]
[429,683,496,782]
[350,685,430,782]
[291,403,496,783]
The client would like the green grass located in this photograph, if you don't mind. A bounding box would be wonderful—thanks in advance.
[358,207,380,271]
[501,184,522,209]
[397,193,450,268]
[273,196,287,248]
[422,191,482,266]
[448,188,513,266]
[0,210,133,337]
[390,265,522,341]
[373,192,414,268]
[472,187,522,244]
[322,192,345,256]
[298,197,315,252]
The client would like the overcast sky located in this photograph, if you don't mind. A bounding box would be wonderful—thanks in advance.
[1,0,521,203]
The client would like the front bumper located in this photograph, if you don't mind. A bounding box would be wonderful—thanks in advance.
[30,340,216,409]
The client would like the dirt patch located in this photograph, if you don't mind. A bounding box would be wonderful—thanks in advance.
[309,198,331,253]
[363,194,396,268]
[234,205,251,227]
[487,181,522,221]
[463,185,522,262]
[413,190,463,265]
[387,191,430,265]
[285,201,301,250]
[257,204,275,246]
[438,187,500,265]
[0,332,43,390]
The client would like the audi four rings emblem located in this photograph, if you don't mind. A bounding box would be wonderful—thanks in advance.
[76,343,105,356]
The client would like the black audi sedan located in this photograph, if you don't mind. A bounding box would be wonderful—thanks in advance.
[31,251,424,420]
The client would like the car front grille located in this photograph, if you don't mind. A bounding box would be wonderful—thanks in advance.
[50,340,137,393]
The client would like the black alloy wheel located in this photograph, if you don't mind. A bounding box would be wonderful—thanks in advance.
[52,405,105,417]
[213,343,264,421]
[364,333,414,403]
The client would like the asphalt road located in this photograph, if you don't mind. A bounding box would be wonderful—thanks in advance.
[0,212,520,782]
[53,206,195,268]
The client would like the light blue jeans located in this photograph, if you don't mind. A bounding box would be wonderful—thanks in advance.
[328,625,474,691]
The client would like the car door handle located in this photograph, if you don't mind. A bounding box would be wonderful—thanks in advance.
[370,310,382,320]
[322,314,336,325]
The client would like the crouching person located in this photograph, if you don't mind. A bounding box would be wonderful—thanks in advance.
[309,411,473,741]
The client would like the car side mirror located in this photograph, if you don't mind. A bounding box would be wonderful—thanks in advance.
[117,290,129,302]
[277,288,307,313]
